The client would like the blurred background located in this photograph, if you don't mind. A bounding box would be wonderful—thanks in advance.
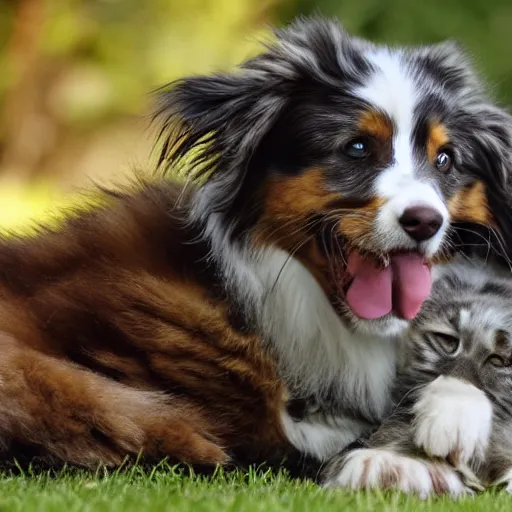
[0,0,511,230]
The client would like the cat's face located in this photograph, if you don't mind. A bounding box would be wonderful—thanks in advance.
[405,259,512,413]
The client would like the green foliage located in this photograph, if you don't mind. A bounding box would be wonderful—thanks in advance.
[37,0,270,122]
[33,0,512,124]
[0,0,510,185]
[277,0,512,104]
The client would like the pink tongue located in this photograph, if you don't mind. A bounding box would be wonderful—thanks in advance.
[345,252,432,320]
[392,253,432,320]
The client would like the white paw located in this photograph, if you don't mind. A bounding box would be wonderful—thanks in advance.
[413,376,492,465]
[322,448,470,498]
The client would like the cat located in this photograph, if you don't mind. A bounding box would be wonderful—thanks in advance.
[321,256,512,498]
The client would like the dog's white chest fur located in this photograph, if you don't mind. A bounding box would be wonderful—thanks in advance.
[249,247,401,461]
[202,214,404,461]
[279,329,399,461]
[280,410,371,461]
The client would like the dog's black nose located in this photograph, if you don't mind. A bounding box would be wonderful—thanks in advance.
[399,206,443,242]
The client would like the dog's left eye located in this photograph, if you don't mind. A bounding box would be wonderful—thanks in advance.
[435,149,454,172]
[344,139,369,159]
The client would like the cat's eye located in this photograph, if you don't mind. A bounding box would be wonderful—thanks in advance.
[486,355,512,368]
[344,138,370,159]
[432,332,460,355]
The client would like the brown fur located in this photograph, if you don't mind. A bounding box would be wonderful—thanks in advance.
[0,175,496,472]
[426,122,450,164]
[448,180,494,226]
[0,181,291,469]
[358,110,393,141]
[253,169,340,291]
[337,197,387,248]
[253,169,387,291]
[256,169,341,239]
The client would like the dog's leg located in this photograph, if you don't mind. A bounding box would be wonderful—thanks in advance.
[0,334,227,468]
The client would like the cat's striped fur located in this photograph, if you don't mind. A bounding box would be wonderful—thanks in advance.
[322,256,512,496]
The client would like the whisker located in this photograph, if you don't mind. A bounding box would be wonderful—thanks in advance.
[265,234,317,299]
[455,224,512,272]
[392,382,427,411]
[453,225,496,256]
[486,225,512,271]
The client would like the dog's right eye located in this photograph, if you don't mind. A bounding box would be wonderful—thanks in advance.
[435,148,454,172]
[344,138,369,159]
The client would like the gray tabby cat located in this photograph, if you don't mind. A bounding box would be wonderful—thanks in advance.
[322,256,512,498]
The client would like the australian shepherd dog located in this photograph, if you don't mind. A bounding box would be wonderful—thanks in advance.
[0,17,510,494]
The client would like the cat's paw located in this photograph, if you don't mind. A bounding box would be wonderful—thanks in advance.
[322,448,471,498]
[491,468,512,493]
[413,376,492,465]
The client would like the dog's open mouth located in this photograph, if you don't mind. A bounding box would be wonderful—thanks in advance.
[331,250,432,321]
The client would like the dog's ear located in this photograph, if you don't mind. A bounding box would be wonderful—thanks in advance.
[153,17,362,217]
[423,40,512,261]
[154,65,288,214]
[467,105,512,186]
[454,105,512,262]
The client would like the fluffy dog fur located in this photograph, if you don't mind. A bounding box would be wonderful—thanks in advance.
[0,17,510,480]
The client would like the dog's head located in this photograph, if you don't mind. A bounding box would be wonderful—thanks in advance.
[156,17,512,332]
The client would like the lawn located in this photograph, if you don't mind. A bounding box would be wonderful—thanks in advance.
[1,463,511,512]
[1,187,511,511]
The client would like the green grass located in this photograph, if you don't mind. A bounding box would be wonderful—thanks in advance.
[0,463,510,512]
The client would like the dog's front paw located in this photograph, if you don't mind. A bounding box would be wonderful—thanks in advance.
[322,448,470,498]
[413,376,492,465]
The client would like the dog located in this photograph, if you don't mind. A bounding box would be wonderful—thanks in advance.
[0,17,510,486]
